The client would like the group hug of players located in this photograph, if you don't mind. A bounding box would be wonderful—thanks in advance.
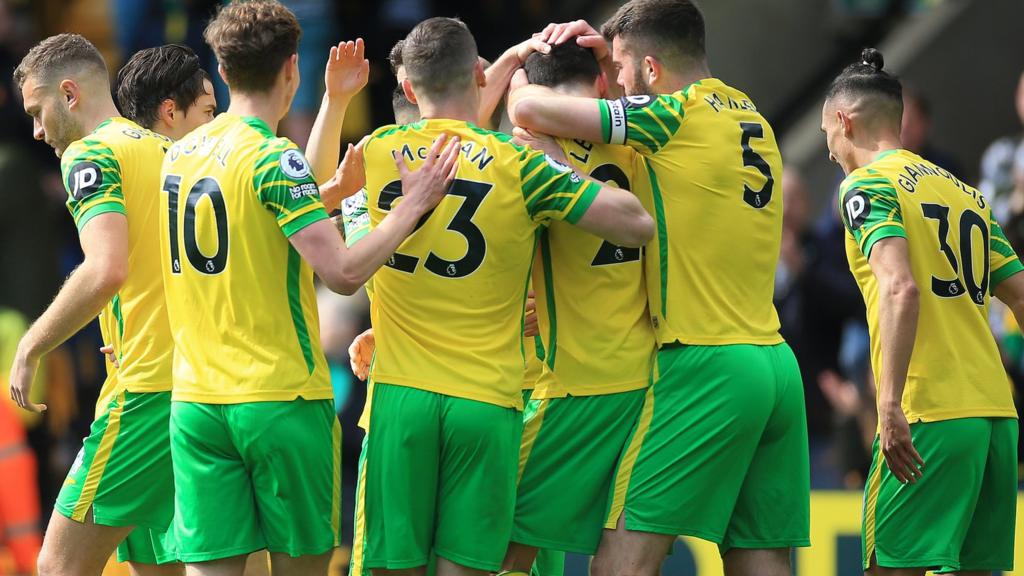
[7,0,1023,575]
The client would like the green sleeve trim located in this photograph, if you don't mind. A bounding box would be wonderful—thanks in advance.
[992,260,1024,292]
[861,224,906,259]
[563,181,600,224]
[76,202,126,232]
[599,100,612,143]
[345,225,370,247]
[281,207,330,238]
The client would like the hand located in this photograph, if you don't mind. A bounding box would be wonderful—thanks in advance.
[348,328,375,381]
[324,39,370,102]
[99,344,119,368]
[320,136,368,211]
[392,133,460,217]
[512,127,565,162]
[817,370,859,416]
[879,403,924,484]
[9,346,46,413]
[523,291,539,337]
[536,20,608,61]
[512,35,551,64]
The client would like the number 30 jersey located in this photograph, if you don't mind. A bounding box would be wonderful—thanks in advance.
[598,79,784,347]
[160,113,332,403]
[840,149,1022,422]
[362,119,600,409]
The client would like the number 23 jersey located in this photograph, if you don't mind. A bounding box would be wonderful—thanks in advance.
[362,119,600,409]
[840,148,1023,421]
[160,114,332,403]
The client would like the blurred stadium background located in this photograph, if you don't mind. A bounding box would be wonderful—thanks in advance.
[0,0,1023,575]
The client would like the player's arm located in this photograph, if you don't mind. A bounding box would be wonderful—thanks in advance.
[305,39,369,185]
[508,73,604,143]
[478,37,550,128]
[9,213,128,412]
[990,219,1024,327]
[289,134,461,295]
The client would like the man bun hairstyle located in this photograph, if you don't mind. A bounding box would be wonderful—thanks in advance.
[601,0,706,66]
[116,44,211,129]
[14,33,107,90]
[524,38,601,89]
[204,0,301,93]
[402,17,478,101]
[826,48,903,123]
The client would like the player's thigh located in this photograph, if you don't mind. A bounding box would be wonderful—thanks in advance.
[956,417,1018,573]
[237,398,341,558]
[513,390,645,555]
[433,395,522,572]
[268,550,332,576]
[591,513,675,576]
[57,391,174,530]
[722,343,810,553]
[862,418,989,572]
[609,344,776,542]
[170,401,264,563]
[37,508,133,576]
[363,383,443,570]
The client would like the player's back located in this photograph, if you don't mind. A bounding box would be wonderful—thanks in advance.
[841,149,1018,420]
[61,117,173,413]
[362,119,598,408]
[603,80,783,346]
[160,113,331,403]
[530,138,655,397]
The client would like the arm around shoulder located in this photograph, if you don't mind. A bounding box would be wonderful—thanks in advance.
[574,184,654,248]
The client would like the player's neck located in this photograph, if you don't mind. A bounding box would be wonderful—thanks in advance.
[661,61,712,94]
[80,99,121,135]
[851,136,902,170]
[227,92,284,134]
[418,96,478,124]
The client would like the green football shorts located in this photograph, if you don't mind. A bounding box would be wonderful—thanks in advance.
[351,382,522,573]
[863,417,1018,572]
[116,526,177,565]
[605,343,810,553]
[514,389,647,554]
[55,391,173,532]
[170,398,341,562]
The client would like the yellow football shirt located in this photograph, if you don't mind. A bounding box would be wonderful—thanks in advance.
[362,118,600,409]
[598,79,784,346]
[841,148,1022,421]
[160,114,332,403]
[60,117,174,416]
[531,139,656,398]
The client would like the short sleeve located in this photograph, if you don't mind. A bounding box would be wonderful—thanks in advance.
[341,188,370,246]
[989,219,1024,290]
[839,174,905,259]
[519,149,599,225]
[253,139,330,237]
[599,94,685,155]
[60,142,125,231]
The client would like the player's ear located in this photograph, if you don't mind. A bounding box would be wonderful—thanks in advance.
[217,64,229,87]
[402,78,418,105]
[475,59,486,87]
[159,99,176,125]
[59,79,80,110]
[837,109,854,139]
[644,55,660,88]
[596,72,609,99]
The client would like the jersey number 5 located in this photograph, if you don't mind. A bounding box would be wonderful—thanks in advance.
[922,204,989,304]
[378,178,492,278]
[164,174,229,275]
[739,122,774,209]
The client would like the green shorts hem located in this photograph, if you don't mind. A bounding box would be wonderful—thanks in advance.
[722,538,811,552]
[364,556,430,570]
[509,533,594,556]
[871,556,955,570]
[624,518,723,544]
[266,544,338,558]
[435,547,501,572]
[53,504,162,530]
[177,544,264,563]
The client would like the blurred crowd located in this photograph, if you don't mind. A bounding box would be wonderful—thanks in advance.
[0,0,1019,573]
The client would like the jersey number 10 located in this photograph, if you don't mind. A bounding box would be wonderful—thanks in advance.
[164,174,229,275]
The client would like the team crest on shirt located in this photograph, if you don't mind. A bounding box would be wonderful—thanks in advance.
[624,95,654,109]
[843,190,871,230]
[280,149,311,179]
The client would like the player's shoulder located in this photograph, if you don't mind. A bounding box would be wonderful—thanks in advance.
[253,136,313,181]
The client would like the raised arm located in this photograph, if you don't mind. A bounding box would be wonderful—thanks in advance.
[478,37,550,128]
[508,70,605,143]
[289,134,461,295]
[868,236,924,484]
[306,39,369,184]
[9,213,128,412]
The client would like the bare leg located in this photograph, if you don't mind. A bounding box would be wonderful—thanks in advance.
[269,551,332,576]
[435,555,487,576]
[590,514,675,576]
[183,555,247,576]
[723,548,790,576]
[37,509,133,576]
[865,554,926,576]
[129,562,185,576]
[501,542,539,573]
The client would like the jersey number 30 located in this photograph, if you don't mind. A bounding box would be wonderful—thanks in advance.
[164,174,229,275]
[922,203,989,304]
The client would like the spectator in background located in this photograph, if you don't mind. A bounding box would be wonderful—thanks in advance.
[901,85,961,176]
[980,70,1024,224]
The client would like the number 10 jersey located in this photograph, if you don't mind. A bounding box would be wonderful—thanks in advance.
[160,113,332,404]
[362,119,600,409]
[840,148,1022,422]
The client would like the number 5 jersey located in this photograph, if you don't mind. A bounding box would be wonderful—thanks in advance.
[160,114,332,403]
[840,148,1023,421]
